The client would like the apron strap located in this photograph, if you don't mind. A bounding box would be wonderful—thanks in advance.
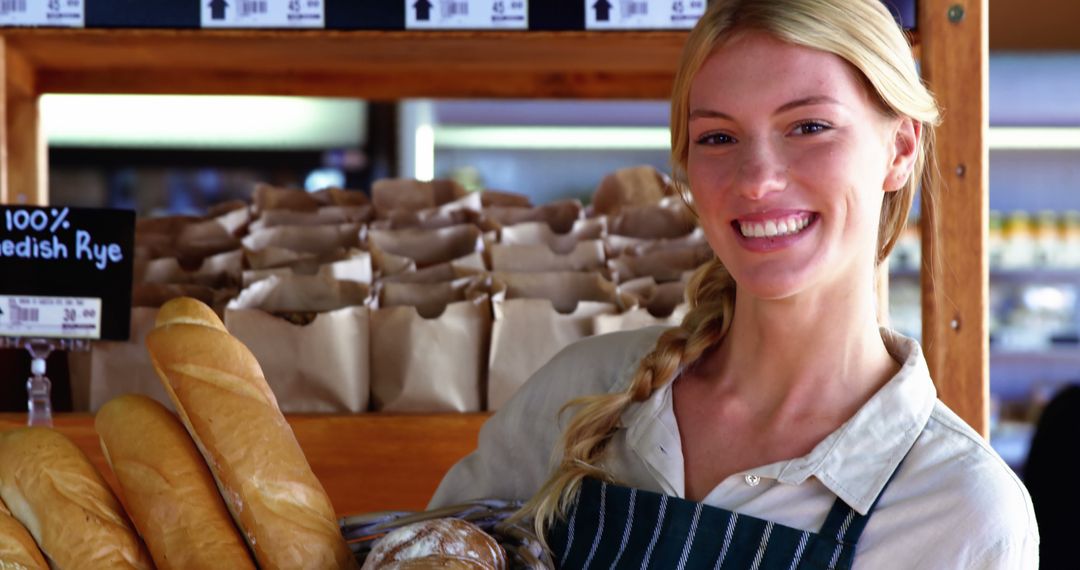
[817,453,909,548]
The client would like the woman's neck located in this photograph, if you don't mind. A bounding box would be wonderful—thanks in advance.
[695,273,899,426]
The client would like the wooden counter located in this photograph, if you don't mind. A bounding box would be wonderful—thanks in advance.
[0,412,489,516]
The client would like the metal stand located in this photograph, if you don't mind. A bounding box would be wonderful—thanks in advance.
[2,337,90,427]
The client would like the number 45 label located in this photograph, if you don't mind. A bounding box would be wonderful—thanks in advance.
[406,0,528,30]
[202,0,325,28]
[0,0,84,28]
[585,0,704,30]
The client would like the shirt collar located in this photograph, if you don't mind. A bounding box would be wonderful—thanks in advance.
[774,328,937,514]
[617,328,937,513]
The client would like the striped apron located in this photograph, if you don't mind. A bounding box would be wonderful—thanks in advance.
[548,476,892,570]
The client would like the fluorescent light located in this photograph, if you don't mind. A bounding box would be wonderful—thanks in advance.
[435,126,671,150]
[415,124,435,182]
[989,127,1080,150]
[41,95,365,149]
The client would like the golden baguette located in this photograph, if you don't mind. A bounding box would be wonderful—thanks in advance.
[0,427,153,569]
[0,496,48,570]
[95,394,257,570]
[146,296,357,570]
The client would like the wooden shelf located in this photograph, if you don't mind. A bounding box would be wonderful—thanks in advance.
[1,29,688,99]
[0,412,490,515]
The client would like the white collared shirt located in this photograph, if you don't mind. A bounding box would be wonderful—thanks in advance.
[430,327,1039,569]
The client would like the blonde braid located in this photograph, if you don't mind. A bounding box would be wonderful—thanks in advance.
[515,258,736,546]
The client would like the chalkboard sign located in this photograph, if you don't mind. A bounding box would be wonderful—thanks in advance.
[0,206,134,341]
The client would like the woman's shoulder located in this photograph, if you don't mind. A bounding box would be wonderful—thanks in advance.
[884,400,1039,565]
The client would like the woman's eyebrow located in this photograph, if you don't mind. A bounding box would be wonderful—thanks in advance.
[689,95,842,120]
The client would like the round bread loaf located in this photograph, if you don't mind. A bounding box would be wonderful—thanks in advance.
[361,518,506,570]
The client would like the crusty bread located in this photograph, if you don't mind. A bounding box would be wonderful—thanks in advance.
[361,518,506,570]
[0,427,153,569]
[0,497,48,570]
[95,394,257,570]
[145,296,357,570]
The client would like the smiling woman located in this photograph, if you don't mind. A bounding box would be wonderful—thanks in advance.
[428,1,1038,569]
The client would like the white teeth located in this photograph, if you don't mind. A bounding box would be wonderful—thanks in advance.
[738,215,812,239]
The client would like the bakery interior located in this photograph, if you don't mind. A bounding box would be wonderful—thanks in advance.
[0,0,1078,567]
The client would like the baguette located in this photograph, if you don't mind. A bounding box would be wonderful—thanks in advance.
[0,496,48,570]
[95,394,257,570]
[145,296,357,570]
[0,427,153,569]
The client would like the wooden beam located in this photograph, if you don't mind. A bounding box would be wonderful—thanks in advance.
[919,0,989,437]
[0,40,45,206]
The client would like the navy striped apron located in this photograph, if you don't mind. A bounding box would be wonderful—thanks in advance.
[548,476,893,570]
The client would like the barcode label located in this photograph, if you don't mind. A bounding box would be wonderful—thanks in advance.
[0,0,83,26]
[586,0,704,29]
[0,295,101,339]
[240,0,269,16]
[0,0,27,15]
[443,1,469,17]
[202,0,324,28]
[407,0,527,29]
[623,1,647,16]
[10,302,39,325]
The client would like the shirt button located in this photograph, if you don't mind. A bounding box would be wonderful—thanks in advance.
[744,474,761,487]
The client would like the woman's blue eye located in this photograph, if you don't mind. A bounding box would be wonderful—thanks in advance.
[795,121,830,135]
[696,132,734,145]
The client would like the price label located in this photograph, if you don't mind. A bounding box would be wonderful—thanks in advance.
[202,0,325,29]
[0,206,133,341]
[0,295,102,339]
[0,0,84,28]
[406,0,527,30]
[585,0,704,30]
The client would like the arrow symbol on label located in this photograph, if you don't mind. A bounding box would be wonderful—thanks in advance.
[209,0,229,20]
[414,0,433,21]
[593,0,612,21]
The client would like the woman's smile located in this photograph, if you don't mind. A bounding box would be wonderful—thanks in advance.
[732,211,818,252]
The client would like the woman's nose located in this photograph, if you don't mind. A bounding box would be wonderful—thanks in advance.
[735,144,787,200]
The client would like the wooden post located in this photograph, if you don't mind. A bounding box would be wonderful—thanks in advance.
[0,37,46,206]
[919,0,989,437]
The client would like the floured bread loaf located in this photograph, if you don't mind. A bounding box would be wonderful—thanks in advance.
[361,518,506,570]
[0,427,153,569]
[145,296,357,570]
[0,496,48,570]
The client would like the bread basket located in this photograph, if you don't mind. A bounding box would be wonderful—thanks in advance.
[340,499,554,569]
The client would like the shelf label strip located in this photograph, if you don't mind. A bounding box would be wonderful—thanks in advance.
[202,0,325,29]
[0,0,84,28]
[584,0,703,30]
[0,295,102,340]
[406,0,528,30]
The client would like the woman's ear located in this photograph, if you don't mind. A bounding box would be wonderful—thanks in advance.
[885,117,920,192]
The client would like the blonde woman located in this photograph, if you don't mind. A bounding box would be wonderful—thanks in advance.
[431,0,1038,567]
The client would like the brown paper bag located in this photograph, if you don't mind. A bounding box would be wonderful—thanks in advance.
[487,271,635,410]
[241,222,363,255]
[480,190,532,208]
[136,214,242,261]
[252,182,322,213]
[225,275,371,412]
[367,224,482,268]
[592,165,675,216]
[594,277,689,335]
[489,240,605,273]
[249,205,373,232]
[606,227,709,257]
[606,243,713,283]
[242,254,373,288]
[371,178,466,218]
[370,192,482,231]
[608,197,697,240]
[482,199,583,234]
[496,218,607,254]
[311,186,371,207]
[380,252,486,284]
[142,249,244,288]
[369,279,491,412]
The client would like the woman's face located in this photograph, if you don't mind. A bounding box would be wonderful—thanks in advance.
[686,32,915,301]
